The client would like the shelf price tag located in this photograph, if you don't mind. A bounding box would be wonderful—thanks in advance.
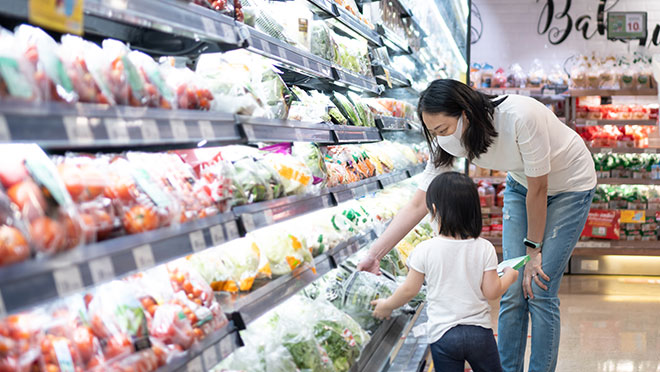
[199,120,215,139]
[170,120,189,140]
[644,148,657,154]
[0,290,6,317]
[28,0,84,34]
[63,116,94,145]
[210,224,226,246]
[294,128,304,141]
[105,118,130,143]
[263,209,274,225]
[187,356,204,372]
[220,23,234,39]
[132,244,155,270]
[585,120,598,126]
[0,115,9,141]
[242,214,256,231]
[89,257,115,284]
[201,16,217,35]
[383,68,393,88]
[53,266,84,297]
[225,221,239,239]
[189,230,207,253]
[202,346,219,369]
[600,148,611,154]
[140,119,160,141]
[626,13,643,33]
[621,210,645,223]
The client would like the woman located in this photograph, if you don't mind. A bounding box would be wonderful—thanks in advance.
[358,79,596,372]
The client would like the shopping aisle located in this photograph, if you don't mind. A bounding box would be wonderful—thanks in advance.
[487,275,660,372]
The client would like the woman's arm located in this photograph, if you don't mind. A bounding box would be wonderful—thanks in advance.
[481,267,519,300]
[372,269,425,320]
[357,189,428,274]
[524,174,551,299]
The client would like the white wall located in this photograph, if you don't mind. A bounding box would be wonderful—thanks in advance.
[471,0,660,70]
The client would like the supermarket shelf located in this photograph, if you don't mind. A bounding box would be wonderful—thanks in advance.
[377,24,412,54]
[388,306,430,372]
[378,169,412,188]
[568,88,658,97]
[487,237,660,256]
[239,116,335,144]
[244,26,334,80]
[407,163,427,177]
[589,147,660,154]
[482,206,503,214]
[477,87,567,99]
[375,116,410,131]
[0,102,241,151]
[329,178,381,203]
[157,322,242,372]
[373,65,412,88]
[331,4,383,46]
[598,178,660,185]
[0,211,239,314]
[575,118,657,126]
[333,125,383,143]
[327,230,377,268]
[306,0,339,17]
[332,66,382,94]
[234,193,334,233]
[473,177,507,184]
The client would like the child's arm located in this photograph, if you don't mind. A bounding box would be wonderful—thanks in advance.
[481,267,519,300]
[371,269,425,320]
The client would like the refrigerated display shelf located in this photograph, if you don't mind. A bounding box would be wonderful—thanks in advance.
[244,26,334,80]
[332,66,382,94]
[333,124,383,142]
[575,118,657,126]
[375,116,410,131]
[330,178,382,203]
[388,306,430,372]
[332,4,383,46]
[378,169,411,188]
[589,147,660,154]
[568,88,658,97]
[598,178,660,185]
[373,65,412,88]
[307,0,339,17]
[377,24,412,54]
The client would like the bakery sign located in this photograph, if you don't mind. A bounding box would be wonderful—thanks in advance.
[537,0,660,46]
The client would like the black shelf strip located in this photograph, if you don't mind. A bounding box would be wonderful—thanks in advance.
[329,178,381,203]
[375,116,409,131]
[377,24,412,54]
[332,66,382,94]
[332,4,383,46]
[234,193,334,233]
[240,116,335,144]
[333,125,382,143]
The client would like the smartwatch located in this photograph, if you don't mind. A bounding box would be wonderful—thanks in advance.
[523,238,542,250]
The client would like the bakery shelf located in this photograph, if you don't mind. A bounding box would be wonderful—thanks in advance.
[568,88,658,97]
[157,322,243,372]
[589,147,660,154]
[239,116,335,144]
[332,66,382,94]
[575,119,657,126]
[597,178,660,186]
[375,116,410,131]
[244,26,334,80]
[333,124,383,143]
[0,211,239,314]
[330,4,383,46]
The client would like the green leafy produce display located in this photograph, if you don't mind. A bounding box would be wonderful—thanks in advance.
[314,320,360,372]
[332,92,361,126]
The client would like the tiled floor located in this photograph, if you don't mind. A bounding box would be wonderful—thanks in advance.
[487,275,660,372]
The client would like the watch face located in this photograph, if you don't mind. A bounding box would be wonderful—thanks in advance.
[524,240,538,248]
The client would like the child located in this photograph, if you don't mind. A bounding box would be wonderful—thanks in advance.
[372,172,518,372]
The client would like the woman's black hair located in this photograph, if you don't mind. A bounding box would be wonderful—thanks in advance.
[426,172,482,239]
[418,79,506,168]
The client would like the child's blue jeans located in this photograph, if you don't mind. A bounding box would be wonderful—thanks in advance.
[430,325,502,372]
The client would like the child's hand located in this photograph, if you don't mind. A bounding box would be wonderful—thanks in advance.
[502,266,519,278]
[371,299,393,320]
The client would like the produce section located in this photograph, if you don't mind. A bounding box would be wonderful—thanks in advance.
[0,0,469,370]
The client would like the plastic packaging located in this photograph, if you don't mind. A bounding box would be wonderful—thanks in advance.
[332,92,361,126]
[128,51,176,109]
[0,29,40,101]
[527,59,545,88]
[310,20,336,62]
[249,224,314,276]
[100,39,148,106]
[161,62,214,110]
[292,142,328,187]
[0,190,31,267]
[261,143,313,195]
[59,35,112,104]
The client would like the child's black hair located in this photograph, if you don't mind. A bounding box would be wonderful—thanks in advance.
[425,172,482,239]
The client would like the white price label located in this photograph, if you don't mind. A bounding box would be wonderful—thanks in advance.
[505,89,517,95]
[132,244,155,270]
[105,118,130,142]
[600,148,611,154]
[202,346,219,369]
[294,128,304,141]
[210,224,226,246]
[0,290,6,317]
[322,196,330,208]
[585,120,598,126]
[242,214,256,231]
[53,266,84,297]
[243,125,255,139]
[518,90,531,96]
[225,221,239,239]
[199,120,215,139]
[251,37,262,50]
[89,257,115,284]
[201,16,216,35]
[140,119,160,141]
[63,116,94,144]
[278,47,287,59]
[170,120,189,140]
[302,57,310,69]
[0,115,10,141]
[626,14,643,33]
[263,209,274,224]
[644,148,657,154]
[189,230,207,252]
[221,23,234,38]
[187,356,204,372]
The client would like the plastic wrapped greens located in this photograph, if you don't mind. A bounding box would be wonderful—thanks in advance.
[311,21,335,61]
[347,92,375,127]
[332,92,360,126]
[292,142,328,187]
[241,0,295,44]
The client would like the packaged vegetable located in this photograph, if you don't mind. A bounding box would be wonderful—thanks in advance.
[331,92,360,126]
[100,39,148,106]
[128,51,176,109]
[292,142,328,187]
[310,21,335,62]
[161,61,213,110]
[221,145,285,203]
[0,190,31,267]
[0,29,40,101]
[0,311,48,372]
[261,143,313,195]
[249,225,314,276]
[58,35,111,104]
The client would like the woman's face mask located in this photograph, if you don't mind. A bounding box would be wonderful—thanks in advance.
[423,112,468,157]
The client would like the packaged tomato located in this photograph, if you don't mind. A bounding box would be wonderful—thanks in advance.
[99,347,159,372]
[0,29,40,101]
[0,144,84,255]
[175,148,235,213]
[86,281,151,361]
[160,62,213,110]
[38,300,88,372]
[128,51,175,109]
[13,25,78,103]
[125,152,219,223]
[97,39,147,107]
[0,190,31,267]
[101,155,180,235]
[59,35,113,105]
[0,311,46,372]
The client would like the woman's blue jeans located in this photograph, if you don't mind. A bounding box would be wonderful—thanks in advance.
[498,175,594,372]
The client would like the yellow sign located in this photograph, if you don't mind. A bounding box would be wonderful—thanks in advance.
[29,0,84,35]
[620,210,646,224]
[384,68,392,88]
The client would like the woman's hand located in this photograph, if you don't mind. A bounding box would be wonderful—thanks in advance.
[371,299,393,320]
[523,250,550,299]
[357,254,381,275]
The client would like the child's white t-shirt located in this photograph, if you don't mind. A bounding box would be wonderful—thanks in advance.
[407,236,498,344]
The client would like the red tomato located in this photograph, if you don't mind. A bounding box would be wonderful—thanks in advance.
[0,225,30,267]
[73,326,96,363]
[29,217,64,253]
[122,205,159,234]
[0,159,28,189]
[57,163,85,202]
[7,181,47,218]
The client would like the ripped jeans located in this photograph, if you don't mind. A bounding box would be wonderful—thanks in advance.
[497,175,594,372]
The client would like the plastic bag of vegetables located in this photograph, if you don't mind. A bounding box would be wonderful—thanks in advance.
[292,142,328,187]
[249,224,314,276]
[260,143,313,196]
[332,92,361,126]
[220,145,284,203]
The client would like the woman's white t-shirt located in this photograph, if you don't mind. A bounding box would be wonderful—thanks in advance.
[419,94,597,195]
[407,236,498,343]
